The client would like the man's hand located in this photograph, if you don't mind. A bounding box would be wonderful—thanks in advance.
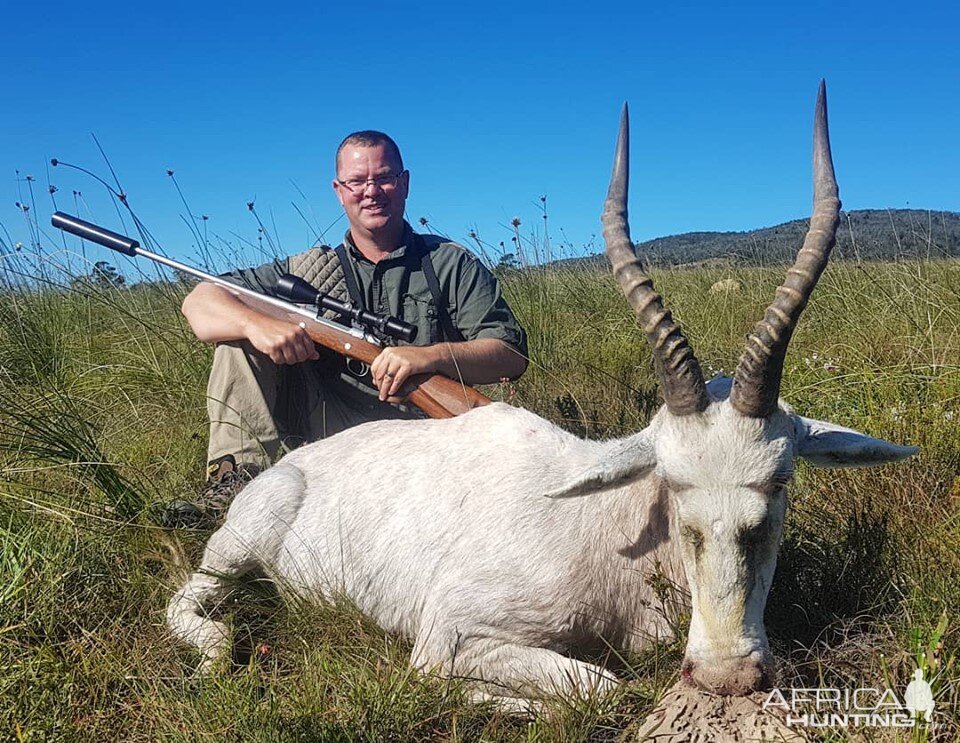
[370,339,527,401]
[182,282,320,365]
[370,345,440,401]
[245,315,320,365]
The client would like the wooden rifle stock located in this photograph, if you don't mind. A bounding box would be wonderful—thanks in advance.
[50,211,491,419]
[226,289,490,418]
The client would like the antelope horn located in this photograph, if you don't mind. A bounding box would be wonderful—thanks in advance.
[602,104,709,416]
[730,80,841,418]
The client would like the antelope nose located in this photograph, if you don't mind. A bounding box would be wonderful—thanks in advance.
[681,655,773,696]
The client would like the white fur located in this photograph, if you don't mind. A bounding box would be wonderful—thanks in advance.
[168,378,916,703]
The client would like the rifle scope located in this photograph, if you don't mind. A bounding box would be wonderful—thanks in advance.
[276,274,417,344]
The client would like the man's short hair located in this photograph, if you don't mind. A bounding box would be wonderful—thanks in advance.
[335,130,404,174]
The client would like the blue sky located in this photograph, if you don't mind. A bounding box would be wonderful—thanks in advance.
[1,1,956,273]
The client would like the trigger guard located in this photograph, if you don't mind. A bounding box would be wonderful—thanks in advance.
[347,359,370,378]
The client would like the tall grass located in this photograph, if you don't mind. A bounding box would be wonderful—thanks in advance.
[0,238,957,740]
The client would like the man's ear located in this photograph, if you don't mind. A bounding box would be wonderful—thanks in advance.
[545,430,657,498]
[332,180,347,207]
[796,416,919,468]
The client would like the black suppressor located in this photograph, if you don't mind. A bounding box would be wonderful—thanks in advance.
[52,212,140,255]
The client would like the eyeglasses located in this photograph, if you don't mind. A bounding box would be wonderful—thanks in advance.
[337,170,407,194]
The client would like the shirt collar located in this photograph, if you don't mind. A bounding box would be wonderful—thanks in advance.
[343,221,415,264]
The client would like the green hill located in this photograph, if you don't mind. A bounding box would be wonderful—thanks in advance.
[565,209,960,268]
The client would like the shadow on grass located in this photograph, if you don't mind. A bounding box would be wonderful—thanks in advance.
[766,500,900,651]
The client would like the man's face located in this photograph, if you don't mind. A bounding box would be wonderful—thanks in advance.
[333,143,409,239]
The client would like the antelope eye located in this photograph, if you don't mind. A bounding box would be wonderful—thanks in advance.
[738,520,769,549]
[681,526,704,549]
[663,478,693,493]
[751,479,790,497]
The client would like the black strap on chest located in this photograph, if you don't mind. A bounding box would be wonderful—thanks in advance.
[334,243,366,312]
[414,235,463,343]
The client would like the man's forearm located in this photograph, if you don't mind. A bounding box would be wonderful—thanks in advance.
[183,282,320,365]
[181,281,258,344]
[431,338,528,385]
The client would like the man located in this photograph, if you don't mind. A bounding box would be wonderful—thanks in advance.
[170,131,527,524]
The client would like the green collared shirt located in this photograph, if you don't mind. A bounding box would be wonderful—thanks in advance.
[221,222,527,410]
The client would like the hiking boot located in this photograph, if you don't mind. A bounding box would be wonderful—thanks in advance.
[161,455,262,529]
[161,499,209,530]
[197,455,262,517]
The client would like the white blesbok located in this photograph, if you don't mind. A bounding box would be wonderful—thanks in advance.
[168,82,917,706]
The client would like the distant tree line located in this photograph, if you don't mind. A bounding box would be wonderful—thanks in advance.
[70,261,126,290]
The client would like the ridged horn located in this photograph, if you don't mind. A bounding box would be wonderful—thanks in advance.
[602,103,709,416]
[730,80,841,418]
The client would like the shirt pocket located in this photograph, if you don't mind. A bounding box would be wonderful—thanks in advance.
[401,292,440,346]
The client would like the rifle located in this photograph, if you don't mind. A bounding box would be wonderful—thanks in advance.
[51,212,491,419]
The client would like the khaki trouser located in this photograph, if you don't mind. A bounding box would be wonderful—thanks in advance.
[205,341,409,469]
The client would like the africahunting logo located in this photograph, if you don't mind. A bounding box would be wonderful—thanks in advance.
[763,666,937,729]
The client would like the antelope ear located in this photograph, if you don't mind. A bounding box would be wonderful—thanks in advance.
[545,430,658,498]
[796,416,919,468]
